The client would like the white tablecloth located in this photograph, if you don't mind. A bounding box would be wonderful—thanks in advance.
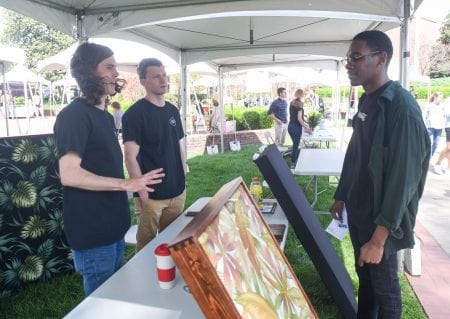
[65,197,288,319]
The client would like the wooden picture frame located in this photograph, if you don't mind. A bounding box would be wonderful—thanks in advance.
[168,177,318,319]
[254,144,357,318]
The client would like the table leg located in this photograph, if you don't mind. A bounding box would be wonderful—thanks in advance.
[305,176,314,191]
[311,176,318,208]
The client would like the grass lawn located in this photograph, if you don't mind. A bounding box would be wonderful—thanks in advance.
[0,145,426,318]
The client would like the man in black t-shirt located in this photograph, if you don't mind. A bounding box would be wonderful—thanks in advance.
[122,58,187,252]
[329,31,430,318]
[54,43,164,296]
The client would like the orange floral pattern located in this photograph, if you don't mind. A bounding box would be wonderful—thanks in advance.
[198,185,315,318]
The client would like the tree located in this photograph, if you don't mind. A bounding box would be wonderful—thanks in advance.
[0,9,74,80]
[429,13,450,78]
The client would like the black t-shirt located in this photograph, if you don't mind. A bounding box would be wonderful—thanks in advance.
[122,99,185,200]
[289,99,304,124]
[345,81,392,238]
[53,97,130,250]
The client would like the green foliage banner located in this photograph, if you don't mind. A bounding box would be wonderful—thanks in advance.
[0,134,74,298]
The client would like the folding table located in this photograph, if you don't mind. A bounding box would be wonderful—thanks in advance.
[64,197,288,319]
[293,149,345,208]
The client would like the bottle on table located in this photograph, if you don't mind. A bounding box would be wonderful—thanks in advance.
[249,177,264,209]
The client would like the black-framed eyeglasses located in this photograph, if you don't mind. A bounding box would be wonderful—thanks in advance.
[341,51,381,66]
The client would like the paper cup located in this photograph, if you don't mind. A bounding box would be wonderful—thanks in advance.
[154,243,176,289]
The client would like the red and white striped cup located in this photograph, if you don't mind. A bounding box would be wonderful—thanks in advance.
[154,243,176,289]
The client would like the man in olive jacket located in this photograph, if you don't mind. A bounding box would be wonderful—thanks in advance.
[329,30,430,318]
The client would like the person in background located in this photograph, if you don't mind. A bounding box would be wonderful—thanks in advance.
[209,99,221,132]
[306,86,324,113]
[267,87,288,145]
[1,89,15,118]
[433,96,450,174]
[0,89,12,117]
[329,30,430,318]
[32,93,43,117]
[122,58,187,252]
[424,92,445,157]
[53,43,164,296]
[288,89,311,169]
[111,101,124,136]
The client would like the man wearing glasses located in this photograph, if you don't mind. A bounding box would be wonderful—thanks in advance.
[330,30,430,318]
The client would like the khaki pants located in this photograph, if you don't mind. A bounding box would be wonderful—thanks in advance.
[274,122,287,145]
[135,189,186,252]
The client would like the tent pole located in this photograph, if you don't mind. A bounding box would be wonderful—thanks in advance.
[397,0,412,273]
[399,0,411,89]
[179,52,188,160]
[219,67,224,153]
[1,62,10,136]
[76,11,87,43]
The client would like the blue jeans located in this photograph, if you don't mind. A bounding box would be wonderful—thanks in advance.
[72,239,125,296]
[349,225,402,319]
[288,122,302,165]
[428,128,442,156]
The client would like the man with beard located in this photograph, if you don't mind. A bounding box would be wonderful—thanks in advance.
[54,43,164,295]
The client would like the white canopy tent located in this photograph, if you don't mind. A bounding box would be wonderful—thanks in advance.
[0,2,425,314]
[0,44,26,135]
[6,65,51,85]
[37,38,179,74]
[37,37,216,119]
[0,0,423,149]
[3,65,51,123]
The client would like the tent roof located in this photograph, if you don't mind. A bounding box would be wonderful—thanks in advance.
[5,65,51,85]
[37,38,179,73]
[37,37,216,75]
[0,0,423,70]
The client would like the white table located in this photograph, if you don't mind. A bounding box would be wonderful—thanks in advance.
[294,149,345,208]
[301,128,337,148]
[64,197,288,319]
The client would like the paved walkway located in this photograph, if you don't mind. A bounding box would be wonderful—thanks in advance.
[0,115,56,137]
[406,146,450,319]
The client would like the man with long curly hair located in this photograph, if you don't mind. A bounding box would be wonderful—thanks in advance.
[53,43,164,296]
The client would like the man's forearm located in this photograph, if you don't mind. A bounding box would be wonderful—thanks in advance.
[60,160,128,191]
[370,225,390,248]
[125,156,143,179]
[179,139,187,175]
[270,114,280,123]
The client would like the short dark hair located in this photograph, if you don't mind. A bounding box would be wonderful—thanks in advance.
[70,42,114,106]
[277,87,286,96]
[137,58,163,79]
[353,30,393,68]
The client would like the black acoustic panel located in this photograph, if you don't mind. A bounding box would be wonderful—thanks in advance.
[254,144,357,319]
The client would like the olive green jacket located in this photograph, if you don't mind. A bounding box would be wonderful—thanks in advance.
[335,81,431,257]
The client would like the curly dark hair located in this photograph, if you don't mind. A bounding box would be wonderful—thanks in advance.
[70,43,114,106]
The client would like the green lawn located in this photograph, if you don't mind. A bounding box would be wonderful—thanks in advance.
[0,145,426,318]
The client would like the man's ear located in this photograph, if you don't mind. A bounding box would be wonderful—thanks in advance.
[379,51,388,67]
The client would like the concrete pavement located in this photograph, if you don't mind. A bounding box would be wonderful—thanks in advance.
[406,141,450,319]
[417,164,450,256]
